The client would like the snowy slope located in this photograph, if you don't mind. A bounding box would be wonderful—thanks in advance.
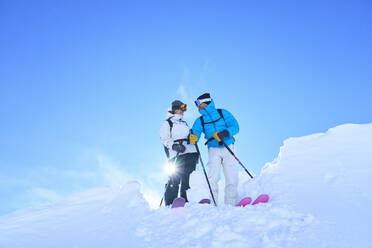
[1,123,371,248]
[244,123,372,247]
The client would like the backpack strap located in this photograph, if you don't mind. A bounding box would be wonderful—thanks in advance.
[200,109,225,133]
[166,117,173,136]
[217,109,228,128]
[217,109,225,121]
[163,145,170,158]
[203,109,228,146]
[200,116,205,133]
[164,117,174,158]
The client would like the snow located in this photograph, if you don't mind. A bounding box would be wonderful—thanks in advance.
[1,123,372,248]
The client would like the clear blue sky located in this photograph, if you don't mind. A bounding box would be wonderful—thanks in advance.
[1,0,371,214]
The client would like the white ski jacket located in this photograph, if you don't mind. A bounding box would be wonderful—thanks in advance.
[160,114,197,159]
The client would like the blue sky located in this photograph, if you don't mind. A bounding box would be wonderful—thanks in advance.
[0,0,371,214]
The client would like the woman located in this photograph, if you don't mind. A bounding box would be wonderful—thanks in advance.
[160,100,199,206]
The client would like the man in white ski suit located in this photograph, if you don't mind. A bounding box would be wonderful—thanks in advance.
[189,93,239,205]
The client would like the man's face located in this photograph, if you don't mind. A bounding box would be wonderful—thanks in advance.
[198,103,208,111]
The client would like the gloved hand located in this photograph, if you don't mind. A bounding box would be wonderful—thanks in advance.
[212,130,230,142]
[189,134,197,145]
[172,143,186,153]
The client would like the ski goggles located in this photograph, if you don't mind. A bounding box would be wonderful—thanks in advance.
[180,104,187,111]
[194,98,211,107]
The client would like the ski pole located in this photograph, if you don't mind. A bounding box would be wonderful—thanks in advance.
[220,140,254,179]
[159,184,167,207]
[159,152,180,207]
[190,130,217,206]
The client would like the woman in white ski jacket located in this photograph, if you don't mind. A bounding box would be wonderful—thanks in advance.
[160,100,199,206]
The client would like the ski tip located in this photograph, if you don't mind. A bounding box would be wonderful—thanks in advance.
[252,194,270,205]
[236,197,252,207]
[199,199,211,204]
[171,197,186,208]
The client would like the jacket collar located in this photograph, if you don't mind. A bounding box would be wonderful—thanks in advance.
[199,99,217,117]
[171,114,183,121]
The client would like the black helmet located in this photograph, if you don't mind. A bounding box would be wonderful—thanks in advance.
[169,100,187,113]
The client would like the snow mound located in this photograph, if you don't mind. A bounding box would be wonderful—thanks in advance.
[0,181,150,248]
[0,123,371,248]
[138,203,314,248]
[239,123,372,247]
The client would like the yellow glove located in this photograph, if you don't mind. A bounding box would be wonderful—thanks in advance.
[189,134,197,145]
[212,131,221,142]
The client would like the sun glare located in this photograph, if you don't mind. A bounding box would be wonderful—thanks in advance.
[164,162,177,176]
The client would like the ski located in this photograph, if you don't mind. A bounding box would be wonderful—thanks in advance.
[236,197,252,207]
[170,194,269,208]
[171,197,186,208]
[252,194,269,205]
[199,199,211,204]
[236,194,270,207]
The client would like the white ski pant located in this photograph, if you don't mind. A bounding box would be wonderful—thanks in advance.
[207,144,239,205]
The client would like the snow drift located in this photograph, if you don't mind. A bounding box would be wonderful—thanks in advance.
[240,123,372,247]
[0,123,371,248]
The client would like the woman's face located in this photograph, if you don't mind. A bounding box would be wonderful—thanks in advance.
[175,109,184,115]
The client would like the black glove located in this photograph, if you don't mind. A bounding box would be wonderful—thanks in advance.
[172,143,186,153]
[217,130,230,140]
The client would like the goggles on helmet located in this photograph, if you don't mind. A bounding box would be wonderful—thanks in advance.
[194,98,211,107]
[180,104,187,111]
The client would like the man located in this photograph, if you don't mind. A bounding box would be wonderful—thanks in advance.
[160,100,199,206]
[189,93,239,205]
